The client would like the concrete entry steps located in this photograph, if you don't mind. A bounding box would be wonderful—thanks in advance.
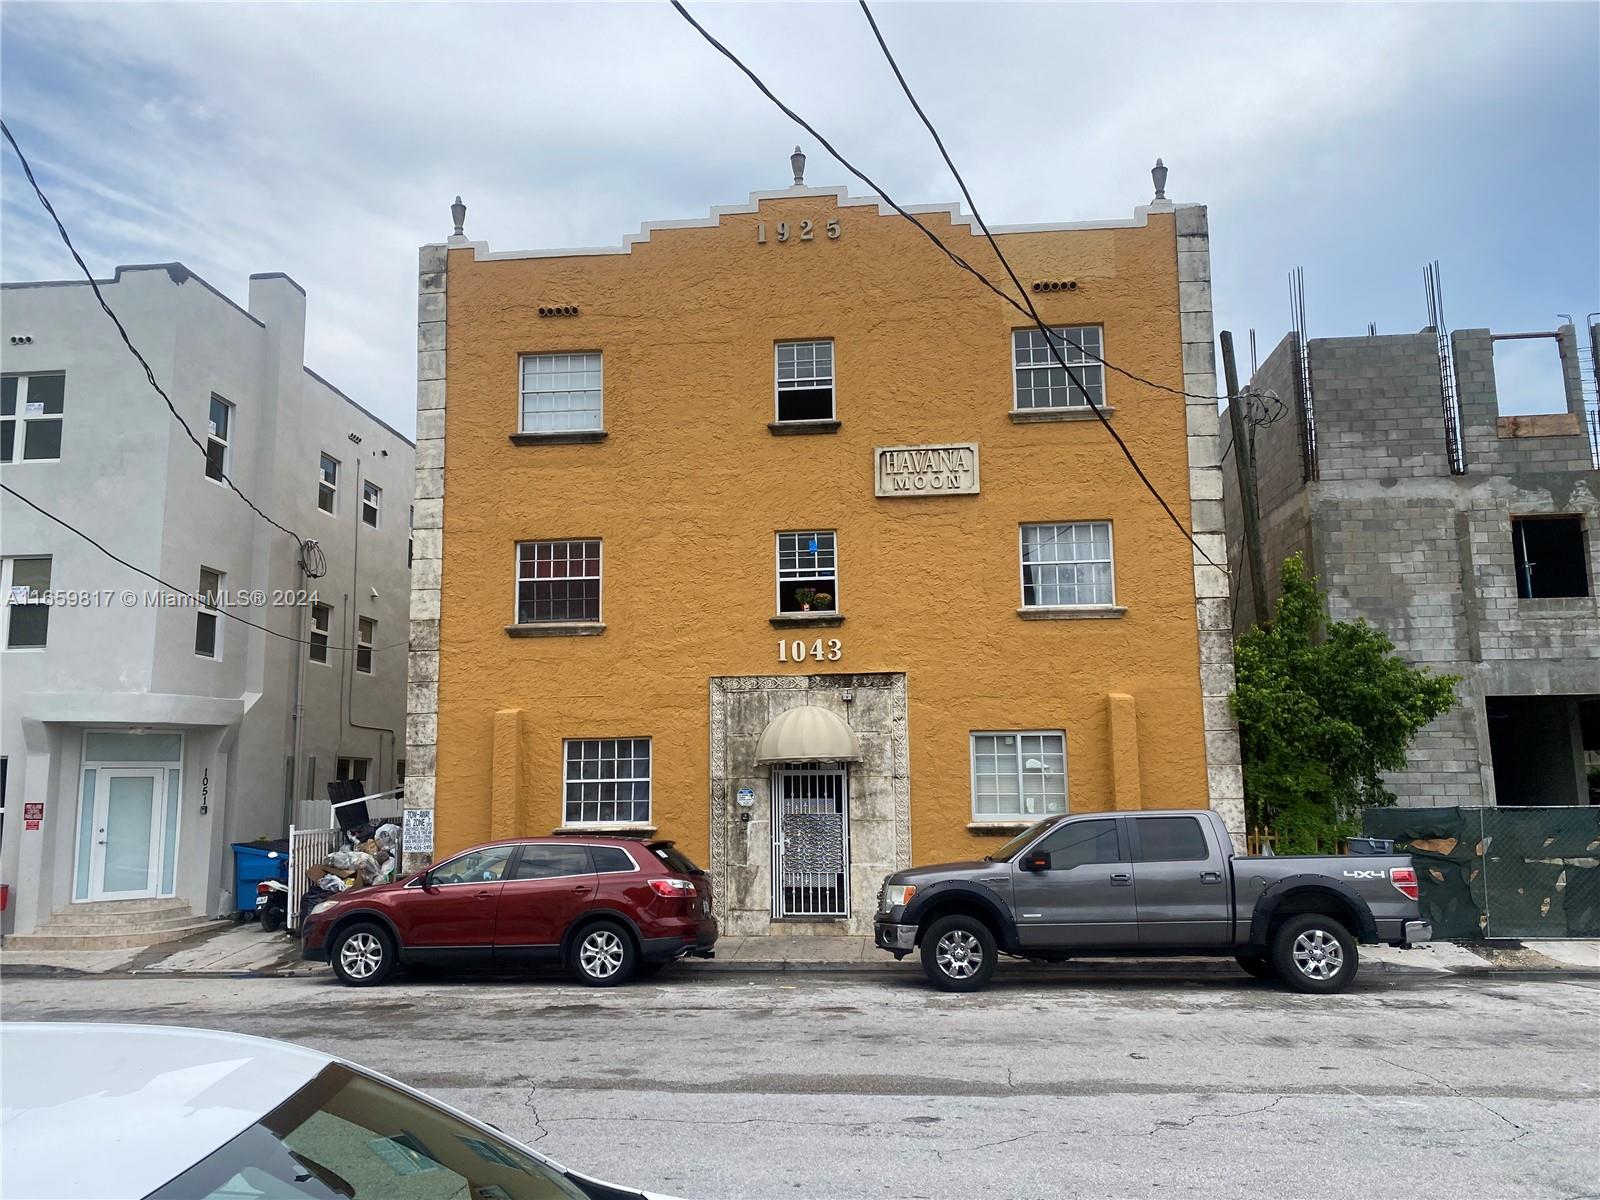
[2,898,226,951]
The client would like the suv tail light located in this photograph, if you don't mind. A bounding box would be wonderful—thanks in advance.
[1390,866,1419,901]
[648,878,696,898]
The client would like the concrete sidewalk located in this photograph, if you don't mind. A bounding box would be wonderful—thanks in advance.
[3,924,1597,980]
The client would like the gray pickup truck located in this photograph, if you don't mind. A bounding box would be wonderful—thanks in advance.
[874,809,1429,994]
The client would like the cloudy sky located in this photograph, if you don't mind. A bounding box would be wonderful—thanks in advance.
[3,1,1596,435]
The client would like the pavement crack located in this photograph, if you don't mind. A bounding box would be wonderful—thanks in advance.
[1375,1056,1529,1141]
[520,1077,550,1143]
[1147,1095,1288,1136]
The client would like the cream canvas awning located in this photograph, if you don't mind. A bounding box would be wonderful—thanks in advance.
[754,704,862,765]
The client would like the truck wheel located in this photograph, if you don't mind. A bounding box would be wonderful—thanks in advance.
[331,922,397,987]
[920,915,997,993]
[1235,954,1277,980]
[1271,913,1358,994]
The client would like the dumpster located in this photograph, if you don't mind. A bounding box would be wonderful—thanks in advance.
[232,840,290,917]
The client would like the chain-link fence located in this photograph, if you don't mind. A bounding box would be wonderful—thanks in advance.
[1362,806,1600,939]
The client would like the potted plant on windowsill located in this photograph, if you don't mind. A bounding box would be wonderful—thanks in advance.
[812,592,833,612]
[794,587,817,612]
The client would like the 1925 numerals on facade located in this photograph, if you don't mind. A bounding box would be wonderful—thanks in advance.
[757,219,841,244]
[778,637,842,663]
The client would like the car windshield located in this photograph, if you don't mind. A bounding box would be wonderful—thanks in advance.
[984,817,1064,863]
[147,1064,591,1200]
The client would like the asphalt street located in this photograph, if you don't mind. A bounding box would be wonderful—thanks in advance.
[5,966,1597,1200]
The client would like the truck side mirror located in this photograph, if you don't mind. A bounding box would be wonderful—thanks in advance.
[1025,851,1050,872]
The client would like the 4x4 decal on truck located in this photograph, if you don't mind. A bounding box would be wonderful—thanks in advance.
[1343,869,1386,880]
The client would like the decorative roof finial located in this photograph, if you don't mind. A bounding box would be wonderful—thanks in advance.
[791,145,806,187]
[1151,159,1168,202]
[450,195,466,238]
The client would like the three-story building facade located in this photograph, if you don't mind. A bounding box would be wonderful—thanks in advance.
[407,159,1242,936]
[1,266,415,942]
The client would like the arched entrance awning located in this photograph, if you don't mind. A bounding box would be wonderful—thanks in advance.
[754,704,862,765]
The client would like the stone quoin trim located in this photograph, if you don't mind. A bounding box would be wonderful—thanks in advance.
[403,239,451,872]
[1174,203,1247,845]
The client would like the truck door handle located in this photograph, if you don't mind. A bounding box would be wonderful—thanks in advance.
[1200,871,1222,884]
[1109,872,1132,887]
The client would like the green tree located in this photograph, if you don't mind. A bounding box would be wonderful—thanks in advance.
[1231,554,1459,853]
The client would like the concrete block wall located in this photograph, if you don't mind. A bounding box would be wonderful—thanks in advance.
[1307,332,1453,482]
[1455,326,1594,476]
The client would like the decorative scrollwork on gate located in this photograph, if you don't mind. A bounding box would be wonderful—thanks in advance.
[781,812,846,874]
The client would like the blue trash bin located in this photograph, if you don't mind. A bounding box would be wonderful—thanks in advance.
[232,840,290,916]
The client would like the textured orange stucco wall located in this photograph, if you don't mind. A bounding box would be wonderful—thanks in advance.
[433,195,1206,868]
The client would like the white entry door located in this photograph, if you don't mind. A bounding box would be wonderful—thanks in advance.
[88,768,165,901]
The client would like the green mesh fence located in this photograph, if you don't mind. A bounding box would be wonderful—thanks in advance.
[1363,806,1600,939]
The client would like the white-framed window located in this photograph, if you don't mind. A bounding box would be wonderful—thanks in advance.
[2,556,52,649]
[563,737,651,825]
[309,602,332,664]
[336,757,370,786]
[317,453,339,514]
[195,567,224,659]
[516,539,601,623]
[971,731,1068,820]
[775,340,835,422]
[361,480,381,528]
[1,373,66,463]
[1012,326,1105,410]
[519,352,603,433]
[205,395,232,482]
[776,530,837,613]
[356,616,375,673]
[1021,522,1115,608]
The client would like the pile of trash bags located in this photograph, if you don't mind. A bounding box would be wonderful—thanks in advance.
[306,821,401,895]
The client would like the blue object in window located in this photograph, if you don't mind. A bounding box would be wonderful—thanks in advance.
[808,536,818,554]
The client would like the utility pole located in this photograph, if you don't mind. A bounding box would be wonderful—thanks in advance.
[1221,331,1269,627]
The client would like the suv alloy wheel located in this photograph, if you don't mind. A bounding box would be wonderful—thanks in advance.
[571,920,637,987]
[331,921,397,988]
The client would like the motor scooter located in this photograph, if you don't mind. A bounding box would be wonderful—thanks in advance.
[255,878,290,933]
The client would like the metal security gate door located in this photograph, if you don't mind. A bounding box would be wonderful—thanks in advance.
[772,762,850,917]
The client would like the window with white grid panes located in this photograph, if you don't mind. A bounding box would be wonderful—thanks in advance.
[971,731,1067,820]
[1012,326,1105,410]
[520,352,602,433]
[1021,522,1114,607]
[205,396,231,482]
[1,374,66,463]
[516,540,601,623]
[776,530,837,613]
[564,737,651,825]
[775,340,834,422]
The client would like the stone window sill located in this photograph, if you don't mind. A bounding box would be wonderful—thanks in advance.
[505,621,606,637]
[967,821,1035,835]
[770,612,845,628]
[1010,406,1114,424]
[1017,605,1127,620]
[509,430,608,446]
[768,419,841,436]
[555,823,657,836]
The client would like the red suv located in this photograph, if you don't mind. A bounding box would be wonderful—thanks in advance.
[302,837,717,987]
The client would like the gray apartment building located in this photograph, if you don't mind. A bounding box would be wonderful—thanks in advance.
[1222,318,1599,809]
[0,265,415,945]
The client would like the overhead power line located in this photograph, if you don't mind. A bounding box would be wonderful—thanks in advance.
[670,1,1218,568]
[1,483,403,655]
[1,118,310,558]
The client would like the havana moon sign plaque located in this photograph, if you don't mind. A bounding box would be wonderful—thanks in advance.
[874,443,980,497]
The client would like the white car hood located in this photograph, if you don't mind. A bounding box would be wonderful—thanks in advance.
[1,1022,328,1199]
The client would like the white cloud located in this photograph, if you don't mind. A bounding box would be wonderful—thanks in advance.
[2,1,1596,436]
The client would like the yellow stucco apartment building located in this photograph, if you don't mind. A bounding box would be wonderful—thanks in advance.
[403,155,1243,936]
